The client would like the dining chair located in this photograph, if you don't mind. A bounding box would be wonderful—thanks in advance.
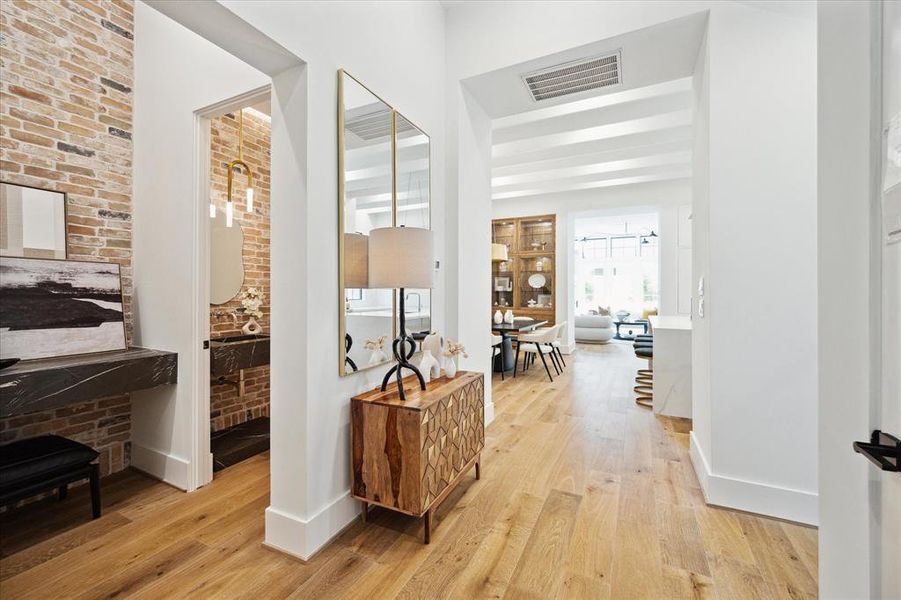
[491,333,505,381]
[515,325,559,381]
[534,321,567,371]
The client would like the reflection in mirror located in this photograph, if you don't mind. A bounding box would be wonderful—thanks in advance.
[0,182,66,259]
[210,208,245,304]
[394,114,431,337]
[340,71,394,374]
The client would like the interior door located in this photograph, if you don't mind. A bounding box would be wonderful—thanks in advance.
[875,2,901,596]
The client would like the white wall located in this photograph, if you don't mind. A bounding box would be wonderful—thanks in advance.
[690,25,713,489]
[817,1,901,598]
[448,1,819,525]
[131,2,269,490]
[700,4,818,525]
[456,86,495,419]
[217,0,447,560]
[492,180,692,350]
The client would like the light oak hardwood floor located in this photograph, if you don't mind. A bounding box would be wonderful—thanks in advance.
[0,341,817,599]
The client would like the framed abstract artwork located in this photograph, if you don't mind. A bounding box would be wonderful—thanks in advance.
[0,257,127,360]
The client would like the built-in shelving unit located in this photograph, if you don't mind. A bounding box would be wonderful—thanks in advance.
[491,215,556,325]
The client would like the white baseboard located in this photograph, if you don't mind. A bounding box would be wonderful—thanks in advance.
[265,491,360,561]
[689,432,818,526]
[130,442,190,491]
[561,343,576,355]
[484,401,495,426]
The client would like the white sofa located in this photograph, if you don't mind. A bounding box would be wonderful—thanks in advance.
[574,314,614,343]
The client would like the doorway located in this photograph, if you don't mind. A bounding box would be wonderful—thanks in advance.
[203,92,273,474]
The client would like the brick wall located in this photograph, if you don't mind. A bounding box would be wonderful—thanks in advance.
[0,0,134,477]
[209,109,270,432]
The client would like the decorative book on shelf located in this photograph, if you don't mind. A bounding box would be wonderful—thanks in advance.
[350,370,484,543]
[491,215,556,324]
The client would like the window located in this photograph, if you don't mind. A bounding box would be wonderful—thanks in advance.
[581,237,607,259]
[610,236,637,257]
[573,217,659,316]
[639,236,658,258]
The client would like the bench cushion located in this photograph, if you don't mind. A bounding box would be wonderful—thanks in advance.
[0,435,98,490]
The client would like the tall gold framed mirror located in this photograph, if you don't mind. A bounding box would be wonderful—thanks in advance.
[338,70,431,376]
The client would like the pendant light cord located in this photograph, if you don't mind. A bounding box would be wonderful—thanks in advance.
[238,109,244,161]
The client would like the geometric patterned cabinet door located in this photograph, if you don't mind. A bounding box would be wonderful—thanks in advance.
[351,371,484,543]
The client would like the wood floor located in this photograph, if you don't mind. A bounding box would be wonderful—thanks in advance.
[0,342,818,599]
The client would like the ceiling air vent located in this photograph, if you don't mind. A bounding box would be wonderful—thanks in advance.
[522,51,621,102]
[345,108,415,142]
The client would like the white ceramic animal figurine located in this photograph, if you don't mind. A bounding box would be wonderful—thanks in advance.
[364,335,388,366]
[493,310,503,324]
[418,350,441,382]
[503,310,514,324]
[422,331,444,359]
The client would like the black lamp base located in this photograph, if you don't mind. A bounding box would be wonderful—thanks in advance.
[379,287,426,401]
[380,334,426,401]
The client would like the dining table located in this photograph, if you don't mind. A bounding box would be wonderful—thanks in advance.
[491,317,548,373]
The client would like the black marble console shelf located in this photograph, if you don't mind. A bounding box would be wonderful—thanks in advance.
[0,348,178,418]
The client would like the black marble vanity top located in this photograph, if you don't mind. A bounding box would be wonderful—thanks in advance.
[0,347,178,418]
[210,334,269,377]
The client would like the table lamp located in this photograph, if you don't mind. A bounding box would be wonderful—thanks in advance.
[368,226,434,400]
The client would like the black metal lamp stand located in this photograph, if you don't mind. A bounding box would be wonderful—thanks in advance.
[380,288,426,400]
[344,333,358,372]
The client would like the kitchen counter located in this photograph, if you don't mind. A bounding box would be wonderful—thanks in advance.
[649,315,692,418]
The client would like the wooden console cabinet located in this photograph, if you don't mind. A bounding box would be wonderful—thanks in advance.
[350,371,484,543]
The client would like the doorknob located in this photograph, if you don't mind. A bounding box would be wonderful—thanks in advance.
[853,430,900,472]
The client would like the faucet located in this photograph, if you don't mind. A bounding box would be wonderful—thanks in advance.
[405,292,421,314]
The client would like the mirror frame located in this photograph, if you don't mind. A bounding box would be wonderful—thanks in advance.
[337,69,431,376]
[0,180,68,259]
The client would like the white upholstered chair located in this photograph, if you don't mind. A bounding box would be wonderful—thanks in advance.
[515,324,560,381]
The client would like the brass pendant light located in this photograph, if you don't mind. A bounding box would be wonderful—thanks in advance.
[222,109,255,227]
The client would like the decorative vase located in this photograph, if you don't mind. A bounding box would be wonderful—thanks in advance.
[494,310,503,324]
[242,317,263,336]
[444,356,458,378]
[368,348,388,366]
[419,350,440,382]
[503,310,514,324]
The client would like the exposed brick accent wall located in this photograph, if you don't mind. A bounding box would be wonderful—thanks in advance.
[209,109,270,432]
[0,0,134,477]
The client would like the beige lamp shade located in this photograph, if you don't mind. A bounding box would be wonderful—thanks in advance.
[491,243,509,262]
[344,232,369,288]
[368,226,434,289]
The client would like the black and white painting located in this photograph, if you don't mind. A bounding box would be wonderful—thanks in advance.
[0,257,127,360]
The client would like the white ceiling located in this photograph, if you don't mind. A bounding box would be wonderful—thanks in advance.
[464,12,706,119]
[477,13,704,203]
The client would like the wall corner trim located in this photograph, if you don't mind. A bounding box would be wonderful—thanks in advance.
[484,400,495,427]
[130,443,191,491]
[689,432,818,526]
[265,492,360,560]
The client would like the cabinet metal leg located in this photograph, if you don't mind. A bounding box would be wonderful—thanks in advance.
[475,461,481,480]
[361,501,369,522]
[423,510,432,544]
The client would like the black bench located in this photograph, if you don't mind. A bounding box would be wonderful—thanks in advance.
[0,435,101,519]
